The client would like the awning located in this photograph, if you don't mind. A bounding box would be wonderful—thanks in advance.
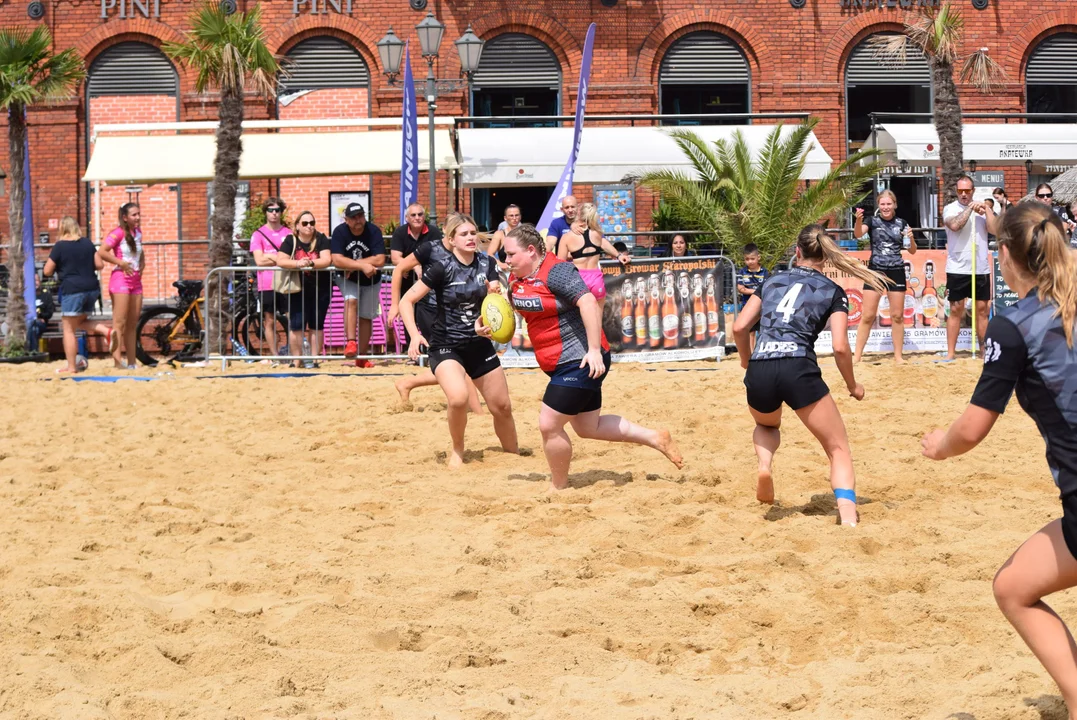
[457,125,835,186]
[863,123,1077,168]
[82,129,458,184]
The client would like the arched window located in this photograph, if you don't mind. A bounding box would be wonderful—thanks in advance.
[659,32,750,126]
[279,36,369,95]
[471,33,561,128]
[88,41,177,97]
[1027,33,1077,122]
[845,32,931,149]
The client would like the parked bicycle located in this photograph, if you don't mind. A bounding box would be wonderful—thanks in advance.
[135,268,288,366]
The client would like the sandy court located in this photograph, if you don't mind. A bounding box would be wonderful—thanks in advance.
[0,355,1071,719]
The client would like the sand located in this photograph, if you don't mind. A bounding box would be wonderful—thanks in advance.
[0,356,1071,720]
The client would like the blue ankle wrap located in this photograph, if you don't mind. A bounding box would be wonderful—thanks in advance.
[833,488,857,503]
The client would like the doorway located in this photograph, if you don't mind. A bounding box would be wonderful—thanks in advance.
[472,186,555,231]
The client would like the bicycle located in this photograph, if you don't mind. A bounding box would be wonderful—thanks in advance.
[135,269,289,366]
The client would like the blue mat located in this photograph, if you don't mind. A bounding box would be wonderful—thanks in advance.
[63,376,158,383]
[195,372,402,379]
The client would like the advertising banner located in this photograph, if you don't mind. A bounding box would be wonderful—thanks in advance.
[399,42,418,225]
[813,249,977,355]
[500,256,728,367]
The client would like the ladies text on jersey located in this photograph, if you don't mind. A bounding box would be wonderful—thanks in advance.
[752,266,848,363]
[866,215,909,269]
[510,253,609,372]
[422,251,499,347]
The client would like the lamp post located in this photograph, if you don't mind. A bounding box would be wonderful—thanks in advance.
[378,14,484,225]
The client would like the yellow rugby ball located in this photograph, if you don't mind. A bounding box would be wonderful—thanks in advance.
[481,293,516,344]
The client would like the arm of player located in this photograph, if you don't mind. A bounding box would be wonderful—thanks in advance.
[921,405,1000,460]
[829,311,864,400]
[732,294,763,369]
[400,280,432,360]
[576,292,606,378]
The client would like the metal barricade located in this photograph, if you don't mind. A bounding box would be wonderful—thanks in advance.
[202,264,412,370]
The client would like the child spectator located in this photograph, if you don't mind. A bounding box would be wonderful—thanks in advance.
[737,243,770,308]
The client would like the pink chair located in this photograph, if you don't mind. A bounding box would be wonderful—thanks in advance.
[370,282,405,354]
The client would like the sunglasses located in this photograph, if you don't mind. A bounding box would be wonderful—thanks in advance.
[299,220,315,227]
[408,212,424,217]
[1038,193,1054,199]
[265,207,281,213]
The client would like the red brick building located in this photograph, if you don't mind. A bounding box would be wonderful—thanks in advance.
[5,0,1077,289]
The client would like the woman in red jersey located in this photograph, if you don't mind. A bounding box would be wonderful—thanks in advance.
[495,223,683,490]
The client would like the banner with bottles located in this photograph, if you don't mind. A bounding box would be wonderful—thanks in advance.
[813,249,978,355]
[499,256,728,367]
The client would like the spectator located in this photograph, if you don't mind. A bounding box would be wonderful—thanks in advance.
[992,187,1010,215]
[612,241,629,254]
[390,202,443,347]
[97,202,143,369]
[736,242,771,353]
[556,202,631,325]
[43,216,115,373]
[486,204,522,267]
[1034,183,1077,248]
[544,195,578,255]
[277,211,332,368]
[670,233,693,257]
[248,196,291,358]
[330,203,385,367]
[940,175,995,361]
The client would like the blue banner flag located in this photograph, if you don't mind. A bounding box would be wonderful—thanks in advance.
[536,22,596,237]
[21,117,35,325]
[400,42,419,225]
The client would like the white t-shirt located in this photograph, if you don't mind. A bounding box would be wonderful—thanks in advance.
[942,200,989,275]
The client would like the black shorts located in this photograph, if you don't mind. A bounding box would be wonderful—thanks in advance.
[428,338,500,379]
[259,290,288,315]
[744,357,830,413]
[542,350,612,416]
[946,273,990,303]
[1063,493,1077,561]
[868,264,906,293]
[286,290,331,331]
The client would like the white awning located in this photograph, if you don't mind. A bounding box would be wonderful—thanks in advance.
[82,129,458,184]
[863,123,1077,168]
[457,125,835,186]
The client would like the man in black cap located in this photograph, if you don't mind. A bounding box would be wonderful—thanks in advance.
[330,202,385,366]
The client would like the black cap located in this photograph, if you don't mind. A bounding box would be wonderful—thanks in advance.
[344,203,366,218]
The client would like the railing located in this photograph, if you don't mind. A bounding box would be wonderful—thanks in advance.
[454,112,812,129]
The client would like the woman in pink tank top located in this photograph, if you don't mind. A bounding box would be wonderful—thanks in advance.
[97,203,144,368]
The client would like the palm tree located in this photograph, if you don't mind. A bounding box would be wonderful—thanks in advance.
[0,26,83,353]
[635,119,882,269]
[165,3,279,354]
[870,3,1004,204]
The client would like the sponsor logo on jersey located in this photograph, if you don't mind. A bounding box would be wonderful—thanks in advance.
[758,341,799,354]
[512,296,544,311]
[984,337,1002,363]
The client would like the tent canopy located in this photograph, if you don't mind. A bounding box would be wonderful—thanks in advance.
[863,123,1077,168]
[456,125,836,186]
[83,128,457,184]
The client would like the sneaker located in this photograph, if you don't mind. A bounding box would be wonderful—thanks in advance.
[107,327,118,353]
[344,340,358,358]
[355,359,375,369]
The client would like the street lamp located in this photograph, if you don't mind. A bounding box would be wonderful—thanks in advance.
[378,15,484,225]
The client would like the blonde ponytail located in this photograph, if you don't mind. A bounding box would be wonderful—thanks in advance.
[999,203,1077,346]
[797,224,889,294]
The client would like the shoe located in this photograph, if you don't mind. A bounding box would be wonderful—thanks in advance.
[344,340,358,358]
[75,355,88,372]
[107,327,118,353]
[355,359,375,369]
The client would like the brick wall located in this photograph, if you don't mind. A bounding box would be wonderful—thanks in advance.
[0,0,1072,265]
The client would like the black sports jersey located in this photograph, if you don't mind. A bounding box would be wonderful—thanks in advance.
[751,266,848,363]
[866,215,909,269]
[413,238,450,308]
[970,290,1077,497]
[422,251,499,347]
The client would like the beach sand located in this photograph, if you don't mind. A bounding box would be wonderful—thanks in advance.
[0,356,1070,719]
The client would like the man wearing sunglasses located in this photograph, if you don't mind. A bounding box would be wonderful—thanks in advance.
[940,175,997,361]
[390,203,443,349]
[1034,183,1077,246]
[330,203,385,365]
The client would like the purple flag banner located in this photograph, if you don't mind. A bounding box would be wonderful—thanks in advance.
[399,42,419,225]
[21,118,35,326]
[536,22,596,237]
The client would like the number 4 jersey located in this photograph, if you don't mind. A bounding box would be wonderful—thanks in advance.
[751,266,848,363]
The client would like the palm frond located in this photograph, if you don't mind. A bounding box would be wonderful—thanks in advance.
[960,47,1006,94]
[868,33,911,64]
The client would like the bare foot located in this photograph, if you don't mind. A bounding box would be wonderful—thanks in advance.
[448,448,465,469]
[756,467,775,504]
[852,355,861,364]
[394,377,412,405]
[654,430,683,469]
[548,478,568,492]
[893,357,906,366]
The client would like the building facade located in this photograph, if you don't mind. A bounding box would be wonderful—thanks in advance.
[4,0,1076,281]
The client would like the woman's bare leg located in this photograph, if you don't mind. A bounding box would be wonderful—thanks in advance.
[887,290,906,364]
[794,394,858,525]
[124,293,142,367]
[749,406,782,504]
[569,408,682,468]
[853,289,880,363]
[472,368,518,454]
[433,360,473,469]
[111,293,129,368]
[538,403,574,490]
